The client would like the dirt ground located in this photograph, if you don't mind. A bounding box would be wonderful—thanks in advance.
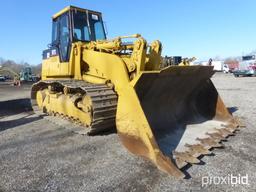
[0,73,256,192]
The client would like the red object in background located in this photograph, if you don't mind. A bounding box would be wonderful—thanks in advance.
[225,60,239,71]
[248,65,256,70]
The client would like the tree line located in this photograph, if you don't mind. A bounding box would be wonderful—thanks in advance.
[0,58,41,76]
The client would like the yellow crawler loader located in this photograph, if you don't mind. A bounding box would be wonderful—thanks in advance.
[31,6,244,178]
[178,57,197,66]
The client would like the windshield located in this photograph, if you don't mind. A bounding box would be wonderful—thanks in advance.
[72,10,106,42]
[73,11,90,41]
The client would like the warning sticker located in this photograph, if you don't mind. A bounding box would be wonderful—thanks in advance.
[92,14,99,20]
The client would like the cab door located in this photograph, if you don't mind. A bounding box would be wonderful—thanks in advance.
[42,12,71,78]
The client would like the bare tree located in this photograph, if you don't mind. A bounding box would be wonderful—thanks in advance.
[0,57,42,76]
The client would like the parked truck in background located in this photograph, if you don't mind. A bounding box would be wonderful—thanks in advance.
[233,55,256,77]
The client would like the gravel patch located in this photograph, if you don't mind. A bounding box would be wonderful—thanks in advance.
[0,73,255,191]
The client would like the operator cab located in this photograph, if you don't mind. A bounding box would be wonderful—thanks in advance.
[43,6,106,62]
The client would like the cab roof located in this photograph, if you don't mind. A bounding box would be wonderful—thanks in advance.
[52,5,102,19]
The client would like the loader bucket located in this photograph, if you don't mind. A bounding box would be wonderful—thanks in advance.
[116,65,240,178]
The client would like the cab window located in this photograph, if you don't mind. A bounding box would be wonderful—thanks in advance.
[52,20,58,44]
[73,11,90,41]
[89,13,106,40]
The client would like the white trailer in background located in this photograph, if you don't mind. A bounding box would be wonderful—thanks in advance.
[200,60,224,71]
[212,61,223,71]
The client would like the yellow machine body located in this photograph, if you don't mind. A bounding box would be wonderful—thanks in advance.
[32,6,243,178]
[178,57,197,66]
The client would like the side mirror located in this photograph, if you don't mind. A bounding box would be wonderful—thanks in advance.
[48,41,60,48]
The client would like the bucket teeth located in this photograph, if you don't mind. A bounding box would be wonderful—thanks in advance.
[175,158,187,169]
[206,132,226,141]
[221,123,238,131]
[233,117,246,128]
[196,137,223,148]
[185,143,211,156]
[214,128,234,137]
[173,151,200,167]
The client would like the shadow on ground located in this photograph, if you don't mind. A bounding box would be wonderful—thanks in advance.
[0,98,32,116]
[0,116,42,132]
[0,98,41,131]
